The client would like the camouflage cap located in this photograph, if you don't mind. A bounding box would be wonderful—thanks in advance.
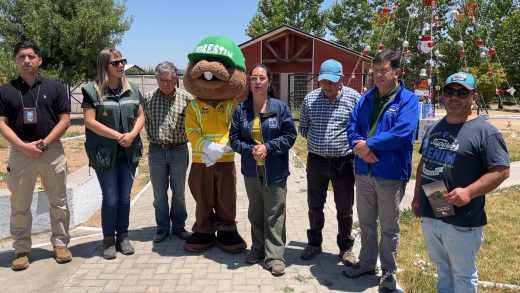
[187,36,246,71]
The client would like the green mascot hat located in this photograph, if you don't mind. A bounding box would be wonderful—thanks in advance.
[187,36,246,71]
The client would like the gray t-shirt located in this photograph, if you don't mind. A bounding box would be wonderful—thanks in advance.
[419,116,509,227]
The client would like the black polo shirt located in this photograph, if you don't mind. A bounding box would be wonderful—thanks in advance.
[0,75,71,141]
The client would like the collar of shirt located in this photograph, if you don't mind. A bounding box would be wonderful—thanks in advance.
[158,88,176,100]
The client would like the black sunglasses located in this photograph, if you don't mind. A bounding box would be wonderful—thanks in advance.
[109,59,127,67]
[443,88,472,99]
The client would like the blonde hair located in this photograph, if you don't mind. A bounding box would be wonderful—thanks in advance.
[94,48,131,100]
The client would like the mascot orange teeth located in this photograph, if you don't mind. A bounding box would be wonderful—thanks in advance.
[183,36,247,252]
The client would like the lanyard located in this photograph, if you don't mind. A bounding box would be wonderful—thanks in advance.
[18,80,41,109]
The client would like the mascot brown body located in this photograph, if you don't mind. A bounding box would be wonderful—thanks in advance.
[183,36,247,252]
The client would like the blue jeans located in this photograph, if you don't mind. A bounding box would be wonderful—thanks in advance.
[148,144,189,231]
[95,152,135,237]
[421,217,484,293]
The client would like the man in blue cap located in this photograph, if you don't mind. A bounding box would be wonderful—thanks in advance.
[345,50,419,292]
[412,72,509,292]
[299,59,360,265]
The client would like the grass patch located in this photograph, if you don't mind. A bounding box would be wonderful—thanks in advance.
[397,186,520,292]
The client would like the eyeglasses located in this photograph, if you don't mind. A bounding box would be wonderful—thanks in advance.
[443,88,472,99]
[109,59,127,67]
[249,76,268,82]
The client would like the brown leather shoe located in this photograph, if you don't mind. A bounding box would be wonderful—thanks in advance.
[12,252,30,271]
[54,246,72,263]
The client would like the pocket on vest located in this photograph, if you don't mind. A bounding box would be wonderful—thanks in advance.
[85,141,114,169]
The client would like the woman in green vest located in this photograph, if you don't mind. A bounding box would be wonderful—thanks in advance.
[81,48,144,260]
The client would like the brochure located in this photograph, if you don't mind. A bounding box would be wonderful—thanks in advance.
[422,181,455,217]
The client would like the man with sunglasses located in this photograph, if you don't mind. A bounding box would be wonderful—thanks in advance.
[412,72,510,293]
[0,40,72,270]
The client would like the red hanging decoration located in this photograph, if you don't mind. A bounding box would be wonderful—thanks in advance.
[459,50,466,57]
[377,43,385,51]
[422,0,433,6]
[488,47,496,55]
[475,39,484,47]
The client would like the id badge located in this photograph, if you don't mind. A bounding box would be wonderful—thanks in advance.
[23,107,37,124]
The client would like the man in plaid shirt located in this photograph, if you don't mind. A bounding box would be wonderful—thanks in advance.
[144,61,193,243]
[299,59,360,265]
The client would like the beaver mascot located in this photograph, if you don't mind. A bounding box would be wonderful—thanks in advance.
[183,36,247,252]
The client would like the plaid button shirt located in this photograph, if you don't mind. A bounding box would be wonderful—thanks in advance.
[144,87,193,144]
[299,86,360,157]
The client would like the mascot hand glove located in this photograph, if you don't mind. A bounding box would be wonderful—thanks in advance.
[201,153,216,167]
[203,141,227,161]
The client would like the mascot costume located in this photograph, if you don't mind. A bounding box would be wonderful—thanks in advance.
[183,36,247,252]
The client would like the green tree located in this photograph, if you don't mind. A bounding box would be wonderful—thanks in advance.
[325,0,373,51]
[245,0,326,38]
[0,0,131,85]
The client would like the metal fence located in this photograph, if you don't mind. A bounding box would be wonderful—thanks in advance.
[69,74,186,113]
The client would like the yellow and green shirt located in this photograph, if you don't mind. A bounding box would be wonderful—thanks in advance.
[185,98,237,163]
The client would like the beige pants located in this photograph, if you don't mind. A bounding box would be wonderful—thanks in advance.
[7,141,70,253]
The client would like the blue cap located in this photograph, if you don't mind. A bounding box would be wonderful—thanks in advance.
[444,72,476,90]
[318,59,343,82]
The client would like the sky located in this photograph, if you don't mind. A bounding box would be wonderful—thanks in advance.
[119,1,260,70]
[118,0,334,70]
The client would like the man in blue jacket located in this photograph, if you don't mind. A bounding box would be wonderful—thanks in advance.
[344,50,419,292]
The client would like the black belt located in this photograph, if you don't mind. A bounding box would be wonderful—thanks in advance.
[151,142,187,149]
[308,152,354,160]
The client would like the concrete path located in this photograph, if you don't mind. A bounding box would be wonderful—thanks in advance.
[0,153,518,292]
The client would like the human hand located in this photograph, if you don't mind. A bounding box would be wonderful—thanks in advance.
[21,140,43,158]
[353,140,371,157]
[361,151,378,163]
[118,133,135,148]
[252,144,267,161]
[411,193,421,217]
[445,187,472,207]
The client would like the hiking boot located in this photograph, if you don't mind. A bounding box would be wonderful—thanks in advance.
[116,233,135,255]
[54,246,72,263]
[270,262,286,276]
[343,262,379,278]
[340,249,357,266]
[11,252,30,271]
[379,270,397,292]
[172,228,192,240]
[103,236,117,260]
[153,230,169,243]
[245,249,264,264]
[300,245,322,260]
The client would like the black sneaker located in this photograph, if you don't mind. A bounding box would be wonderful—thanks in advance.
[153,230,169,243]
[379,269,397,292]
[301,245,322,260]
[172,228,192,240]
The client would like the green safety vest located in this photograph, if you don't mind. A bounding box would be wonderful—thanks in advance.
[83,82,143,170]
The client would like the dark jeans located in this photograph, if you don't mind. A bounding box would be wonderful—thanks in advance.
[306,153,355,251]
[95,152,135,237]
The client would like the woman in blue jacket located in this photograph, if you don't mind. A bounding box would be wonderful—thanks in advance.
[229,64,296,276]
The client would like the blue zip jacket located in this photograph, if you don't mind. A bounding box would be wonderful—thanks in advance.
[347,81,419,181]
[230,96,297,186]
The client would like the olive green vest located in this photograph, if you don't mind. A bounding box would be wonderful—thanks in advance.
[83,82,143,170]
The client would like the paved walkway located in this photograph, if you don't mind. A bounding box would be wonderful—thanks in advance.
[1,153,518,293]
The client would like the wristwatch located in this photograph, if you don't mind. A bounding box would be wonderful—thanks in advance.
[39,141,49,151]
